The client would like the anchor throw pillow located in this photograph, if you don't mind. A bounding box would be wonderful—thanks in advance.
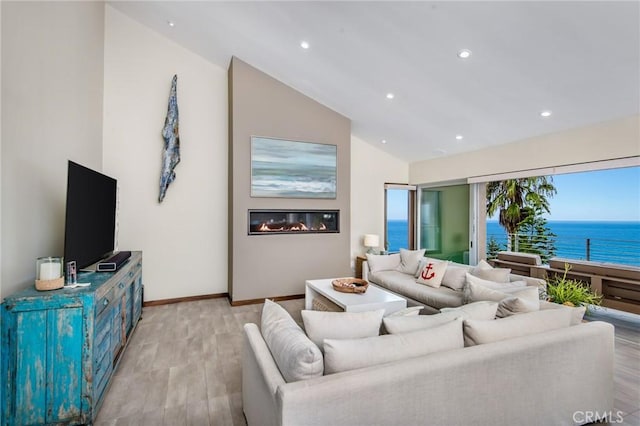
[416,260,449,288]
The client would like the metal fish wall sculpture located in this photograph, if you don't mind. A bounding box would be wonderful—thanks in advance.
[159,74,181,203]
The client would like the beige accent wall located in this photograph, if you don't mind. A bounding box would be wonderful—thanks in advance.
[103,6,228,302]
[350,136,408,264]
[1,2,104,299]
[410,115,640,184]
[229,57,351,302]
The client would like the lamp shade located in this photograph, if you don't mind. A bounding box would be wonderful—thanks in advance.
[363,234,380,248]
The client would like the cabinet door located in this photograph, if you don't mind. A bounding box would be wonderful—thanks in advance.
[12,307,84,425]
[110,301,123,359]
[133,274,143,324]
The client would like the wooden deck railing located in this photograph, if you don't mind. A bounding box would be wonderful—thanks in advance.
[491,251,640,315]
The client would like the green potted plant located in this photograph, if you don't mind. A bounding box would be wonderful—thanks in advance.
[545,263,603,314]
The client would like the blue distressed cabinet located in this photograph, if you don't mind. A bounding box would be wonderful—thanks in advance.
[1,251,143,425]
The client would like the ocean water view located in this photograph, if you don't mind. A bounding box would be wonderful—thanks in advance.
[487,220,640,267]
[387,220,640,267]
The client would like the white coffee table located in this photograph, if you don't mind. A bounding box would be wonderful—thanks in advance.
[305,278,407,316]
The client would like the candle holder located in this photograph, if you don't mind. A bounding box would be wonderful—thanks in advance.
[35,257,64,291]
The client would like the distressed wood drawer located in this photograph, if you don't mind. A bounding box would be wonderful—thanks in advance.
[1,251,143,425]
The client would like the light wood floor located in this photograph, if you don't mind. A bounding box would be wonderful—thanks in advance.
[95,298,639,426]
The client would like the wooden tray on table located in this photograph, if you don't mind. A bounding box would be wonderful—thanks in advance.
[331,278,369,294]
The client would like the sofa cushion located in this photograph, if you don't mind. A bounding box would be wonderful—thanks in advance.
[539,300,587,325]
[383,312,462,334]
[370,270,464,309]
[324,318,463,374]
[301,309,384,350]
[463,308,573,346]
[386,305,424,317]
[366,253,401,272]
[416,260,448,288]
[441,265,470,291]
[397,248,426,275]
[440,300,499,320]
[261,299,323,382]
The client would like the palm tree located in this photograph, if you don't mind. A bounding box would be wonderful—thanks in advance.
[486,177,557,249]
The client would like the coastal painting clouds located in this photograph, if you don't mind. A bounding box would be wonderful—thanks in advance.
[251,137,337,198]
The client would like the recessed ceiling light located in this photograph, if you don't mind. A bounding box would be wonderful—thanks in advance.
[540,110,552,117]
[300,41,310,49]
[386,93,395,100]
[457,49,472,59]
[381,139,387,144]
[434,148,447,155]
[455,135,464,140]
[167,21,175,27]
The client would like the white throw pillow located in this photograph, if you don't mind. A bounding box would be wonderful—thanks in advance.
[441,266,468,291]
[471,267,512,283]
[416,260,448,288]
[396,248,426,275]
[465,273,526,291]
[468,282,538,303]
[496,297,540,318]
[261,300,324,382]
[466,280,539,317]
[440,300,499,320]
[539,300,587,325]
[463,308,573,346]
[473,259,493,271]
[301,309,384,350]
[366,253,401,272]
[324,318,464,374]
[464,273,527,304]
[383,312,462,334]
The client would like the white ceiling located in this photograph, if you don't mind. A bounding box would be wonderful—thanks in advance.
[109,1,640,163]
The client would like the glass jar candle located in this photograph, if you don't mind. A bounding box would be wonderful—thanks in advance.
[35,257,64,291]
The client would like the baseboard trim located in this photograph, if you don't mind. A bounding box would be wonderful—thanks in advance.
[230,294,305,307]
[143,292,229,307]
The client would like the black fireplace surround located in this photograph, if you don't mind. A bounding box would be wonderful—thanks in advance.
[248,210,339,235]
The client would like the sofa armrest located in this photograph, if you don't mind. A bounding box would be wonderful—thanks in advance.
[362,260,370,281]
[243,323,286,426]
[276,322,613,426]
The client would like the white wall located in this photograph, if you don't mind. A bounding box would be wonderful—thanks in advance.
[1,2,104,299]
[103,6,228,302]
[410,115,640,184]
[350,136,409,266]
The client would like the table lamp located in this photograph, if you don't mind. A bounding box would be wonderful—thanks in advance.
[363,234,380,254]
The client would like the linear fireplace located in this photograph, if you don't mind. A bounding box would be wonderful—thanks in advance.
[248,209,339,235]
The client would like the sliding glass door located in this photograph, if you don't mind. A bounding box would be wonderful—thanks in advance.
[418,184,471,264]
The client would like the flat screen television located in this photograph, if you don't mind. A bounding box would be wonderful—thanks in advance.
[63,161,117,271]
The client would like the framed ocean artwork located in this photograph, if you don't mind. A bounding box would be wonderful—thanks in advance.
[250,136,337,199]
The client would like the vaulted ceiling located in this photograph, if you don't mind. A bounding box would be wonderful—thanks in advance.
[110,1,640,162]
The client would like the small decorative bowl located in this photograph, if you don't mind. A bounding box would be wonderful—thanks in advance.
[332,277,369,294]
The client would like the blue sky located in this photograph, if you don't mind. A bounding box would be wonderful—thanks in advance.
[387,166,640,222]
[387,189,409,220]
[541,166,640,221]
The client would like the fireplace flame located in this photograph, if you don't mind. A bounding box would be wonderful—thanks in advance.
[256,221,325,232]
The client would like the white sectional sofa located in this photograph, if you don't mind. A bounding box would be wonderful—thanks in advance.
[242,300,614,426]
[363,250,546,314]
